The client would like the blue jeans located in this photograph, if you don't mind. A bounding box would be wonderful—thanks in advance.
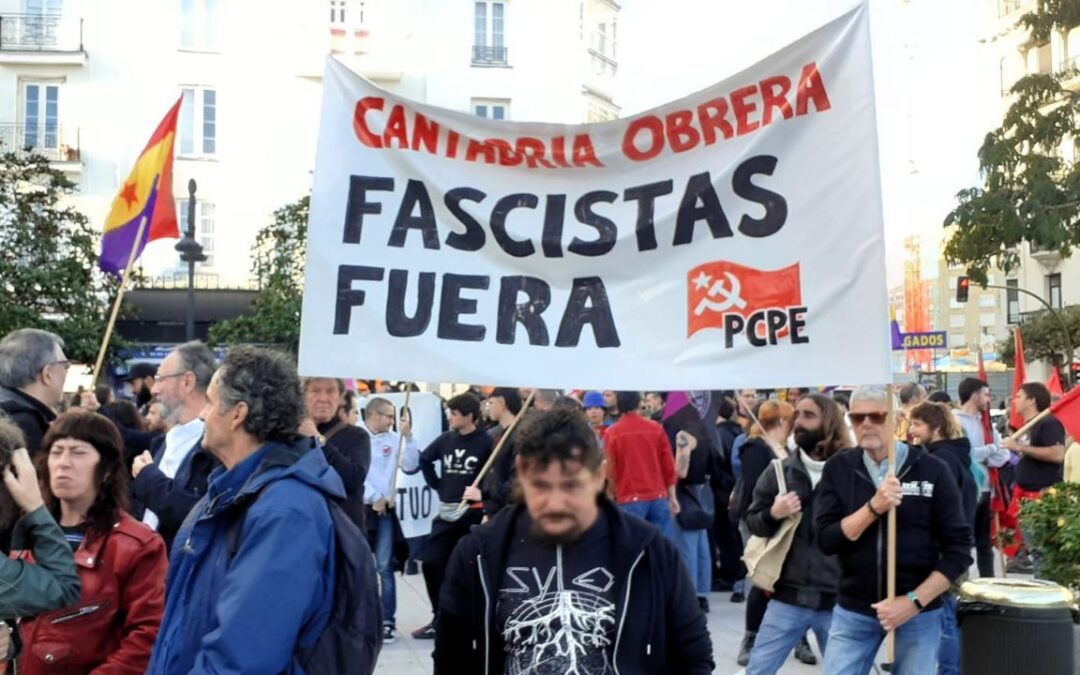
[371,512,396,627]
[746,599,832,675]
[675,523,711,597]
[620,498,675,540]
[824,605,942,675]
[937,593,959,675]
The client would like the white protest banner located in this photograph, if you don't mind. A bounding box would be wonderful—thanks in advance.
[358,391,443,538]
[299,4,890,390]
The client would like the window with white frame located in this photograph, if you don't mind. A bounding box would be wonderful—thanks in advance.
[1006,279,1020,324]
[949,314,966,328]
[177,200,216,268]
[20,80,60,153]
[1048,272,1062,308]
[473,98,509,120]
[473,1,506,64]
[979,295,996,308]
[179,86,216,157]
[980,313,997,327]
[180,0,220,50]
[951,333,967,347]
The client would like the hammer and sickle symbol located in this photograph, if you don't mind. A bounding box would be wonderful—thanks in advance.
[694,271,747,316]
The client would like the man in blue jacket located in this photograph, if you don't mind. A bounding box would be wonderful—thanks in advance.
[149,347,343,674]
[434,408,713,675]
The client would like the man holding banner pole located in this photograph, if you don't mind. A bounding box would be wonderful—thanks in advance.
[413,392,493,640]
[815,386,972,675]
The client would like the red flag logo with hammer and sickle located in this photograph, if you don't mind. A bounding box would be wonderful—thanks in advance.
[687,261,802,337]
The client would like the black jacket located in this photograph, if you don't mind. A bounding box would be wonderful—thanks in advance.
[434,499,714,675]
[815,446,973,616]
[924,437,978,532]
[0,386,55,456]
[130,437,220,553]
[481,411,536,517]
[318,419,371,531]
[746,452,841,610]
[733,437,777,523]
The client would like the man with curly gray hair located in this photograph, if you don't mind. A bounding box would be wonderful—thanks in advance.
[149,347,351,674]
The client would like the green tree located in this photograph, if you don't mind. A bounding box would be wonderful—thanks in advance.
[998,305,1080,367]
[943,3,1080,283]
[0,149,123,363]
[209,196,308,353]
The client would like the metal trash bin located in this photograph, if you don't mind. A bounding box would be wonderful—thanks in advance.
[957,578,1078,675]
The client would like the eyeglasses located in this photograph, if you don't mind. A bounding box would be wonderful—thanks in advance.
[155,371,189,381]
[47,360,71,371]
[849,412,888,426]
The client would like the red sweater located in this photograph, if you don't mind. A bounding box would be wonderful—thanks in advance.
[604,412,677,503]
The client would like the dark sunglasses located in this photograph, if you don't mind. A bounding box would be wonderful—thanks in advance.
[849,412,888,426]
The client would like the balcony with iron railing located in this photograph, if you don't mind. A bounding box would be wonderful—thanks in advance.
[472,45,508,66]
[0,123,82,170]
[0,13,86,65]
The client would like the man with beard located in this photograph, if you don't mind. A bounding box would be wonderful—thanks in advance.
[129,341,220,551]
[434,408,713,675]
[743,394,851,674]
[125,363,156,415]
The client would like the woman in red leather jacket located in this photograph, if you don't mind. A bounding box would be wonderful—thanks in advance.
[15,411,167,674]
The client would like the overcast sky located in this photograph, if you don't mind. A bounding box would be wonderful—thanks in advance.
[615,0,993,287]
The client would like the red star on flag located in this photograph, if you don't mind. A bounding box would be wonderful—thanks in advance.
[119,181,139,210]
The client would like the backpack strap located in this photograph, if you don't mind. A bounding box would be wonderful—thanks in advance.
[323,421,349,443]
[772,459,787,494]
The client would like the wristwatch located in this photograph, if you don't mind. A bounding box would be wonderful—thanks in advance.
[865,499,884,518]
[905,591,924,611]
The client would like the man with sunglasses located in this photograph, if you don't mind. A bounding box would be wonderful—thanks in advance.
[815,386,972,675]
[0,329,68,457]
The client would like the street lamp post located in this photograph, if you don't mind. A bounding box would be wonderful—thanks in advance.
[174,179,206,342]
[984,283,1075,389]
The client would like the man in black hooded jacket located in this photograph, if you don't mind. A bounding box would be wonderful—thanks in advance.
[907,400,977,675]
[815,386,972,675]
[434,408,713,675]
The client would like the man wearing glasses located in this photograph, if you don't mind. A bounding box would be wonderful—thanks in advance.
[130,341,219,551]
[360,396,420,644]
[815,386,972,675]
[0,329,69,456]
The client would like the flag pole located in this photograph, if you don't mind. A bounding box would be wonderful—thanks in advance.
[455,389,536,514]
[386,387,413,510]
[91,216,149,385]
[885,382,897,662]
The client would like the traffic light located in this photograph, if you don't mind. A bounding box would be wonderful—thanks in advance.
[956,275,970,303]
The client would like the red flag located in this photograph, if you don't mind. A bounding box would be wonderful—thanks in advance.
[1051,384,1080,442]
[1009,327,1027,430]
[1047,368,1064,397]
[686,261,801,337]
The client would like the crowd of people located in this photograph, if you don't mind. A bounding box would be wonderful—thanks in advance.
[0,325,1074,674]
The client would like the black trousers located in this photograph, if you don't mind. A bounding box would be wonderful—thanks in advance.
[974,492,995,577]
[419,509,484,615]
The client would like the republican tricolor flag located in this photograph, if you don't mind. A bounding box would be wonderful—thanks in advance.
[99,98,182,275]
